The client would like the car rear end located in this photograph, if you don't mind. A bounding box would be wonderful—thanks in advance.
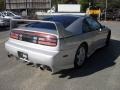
[5,15,80,73]
[5,19,64,73]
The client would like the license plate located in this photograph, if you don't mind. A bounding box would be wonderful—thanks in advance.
[18,51,28,60]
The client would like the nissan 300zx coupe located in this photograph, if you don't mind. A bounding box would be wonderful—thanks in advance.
[5,15,111,73]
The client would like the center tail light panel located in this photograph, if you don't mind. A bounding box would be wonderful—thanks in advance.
[10,30,58,47]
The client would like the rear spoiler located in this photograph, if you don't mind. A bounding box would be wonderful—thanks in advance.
[10,19,56,30]
[36,12,86,19]
[10,19,68,38]
[10,19,55,23]
[36,12,86,16]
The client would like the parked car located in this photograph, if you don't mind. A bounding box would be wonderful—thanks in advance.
[5,15,111,73]
[2,11,22,20]
[114,9,120,21]
[101,10,114,20]
[0,12,10,27]
[101,8,120,20]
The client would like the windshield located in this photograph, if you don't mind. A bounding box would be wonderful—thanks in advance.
[2,12,14,16]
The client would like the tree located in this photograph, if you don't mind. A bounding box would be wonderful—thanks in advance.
[0,0,4,10]
[52,0,80,6]
[79,0,89,12]
[108,0,120,8]
[52,0,63,6]
[95,0,120,9]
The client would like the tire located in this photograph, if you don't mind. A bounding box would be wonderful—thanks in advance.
[74,44,87,69]
[105,31,111,47]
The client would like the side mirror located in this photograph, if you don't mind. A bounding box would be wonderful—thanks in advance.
[99,25,106,31]
[101,25,106,29]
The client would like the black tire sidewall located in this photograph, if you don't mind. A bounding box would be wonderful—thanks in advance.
[106,31,111,47]
[74,45,87,69]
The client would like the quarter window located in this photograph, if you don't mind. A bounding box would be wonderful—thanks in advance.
[82,20,91,33]
[86,18,101,31]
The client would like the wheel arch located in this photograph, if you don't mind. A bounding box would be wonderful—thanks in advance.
[75,41,88,58]
[79,42,88,53]
[74,41,88,68]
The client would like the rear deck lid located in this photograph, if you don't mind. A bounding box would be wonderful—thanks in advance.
[10,19,62,47]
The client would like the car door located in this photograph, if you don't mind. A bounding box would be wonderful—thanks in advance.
[85,17,107,49]
[82,18,99,55]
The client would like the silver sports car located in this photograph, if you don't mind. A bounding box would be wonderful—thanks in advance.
[5,15,111,73]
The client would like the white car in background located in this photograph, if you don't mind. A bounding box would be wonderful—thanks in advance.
[2,11,22,20]
[5,15,111,73]
[0,12,10,27]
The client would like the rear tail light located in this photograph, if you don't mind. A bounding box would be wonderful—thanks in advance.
[10,30,58,47]
[10,32,19,39]
[37,33,57,47]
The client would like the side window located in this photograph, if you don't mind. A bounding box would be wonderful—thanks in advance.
[82,20,91,33]
[86,18,101,31]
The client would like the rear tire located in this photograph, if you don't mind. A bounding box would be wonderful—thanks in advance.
[74,45,87,69]
[105,31,111,47]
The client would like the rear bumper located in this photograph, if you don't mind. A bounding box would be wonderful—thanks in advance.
[5,40,74,73]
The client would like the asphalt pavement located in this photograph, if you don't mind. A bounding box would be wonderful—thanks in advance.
[0,21,120,90]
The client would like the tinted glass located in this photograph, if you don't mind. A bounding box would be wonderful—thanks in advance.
[82,20,91,33]
[25,22,56,30]
[86,18,101,31]
[43,16,78,28]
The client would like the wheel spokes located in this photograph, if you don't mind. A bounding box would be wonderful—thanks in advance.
[77,47,85,66]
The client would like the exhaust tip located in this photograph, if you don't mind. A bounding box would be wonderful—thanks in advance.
[40,65,45,70]
[8,54,13,58]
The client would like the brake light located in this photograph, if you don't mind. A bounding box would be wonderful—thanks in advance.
[10,32,19,39]
[10,30,58,47]
[37,33,57,47]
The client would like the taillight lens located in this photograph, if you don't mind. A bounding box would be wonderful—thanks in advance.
[10,30,58,47]
[37,34,57,47]
[10,32,19,39]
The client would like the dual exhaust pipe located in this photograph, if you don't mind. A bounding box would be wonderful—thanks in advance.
[7,53,48,71]
[8,54,13,58]
[40,65,46,71]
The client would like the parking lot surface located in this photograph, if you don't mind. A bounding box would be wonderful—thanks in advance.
[0,21,120,90]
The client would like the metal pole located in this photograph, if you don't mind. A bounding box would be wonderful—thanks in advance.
[89,0,91,8]
[26,0,28,16]
[9,0,11,11]
[105,0,107,21]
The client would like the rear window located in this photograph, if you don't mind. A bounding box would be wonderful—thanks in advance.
[43,16,79,28]
[25,22,56,30]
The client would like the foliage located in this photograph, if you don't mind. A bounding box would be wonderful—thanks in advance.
[107,0,120,8]
[95,0,120,9]
[79,0,89,12]
[0,0,4,10]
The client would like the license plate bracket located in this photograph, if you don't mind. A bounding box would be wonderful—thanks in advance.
[18,51,28,60]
